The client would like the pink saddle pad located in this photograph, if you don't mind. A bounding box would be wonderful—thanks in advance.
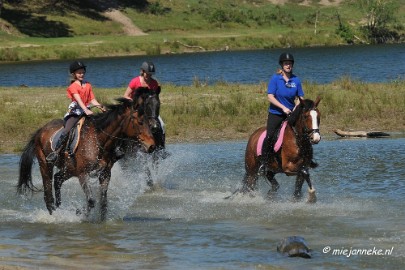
[257,121,288,156]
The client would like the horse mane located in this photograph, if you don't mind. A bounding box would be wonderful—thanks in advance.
[134,87,155,99]
[91,98,135,131]
[288,99,315,126]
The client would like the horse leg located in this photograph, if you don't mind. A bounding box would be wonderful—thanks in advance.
[265,171,279,192]
[265,171,280,199]
[38,160,55,214]
[146,167,153,187]
[99,168,111,221]
[293,170,306,200]
[54,170,71,208]
[304,171,317,203]
[241,172,258,194]
[78,174,95,215]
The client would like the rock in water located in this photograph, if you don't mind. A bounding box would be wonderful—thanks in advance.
[277,236,312,258]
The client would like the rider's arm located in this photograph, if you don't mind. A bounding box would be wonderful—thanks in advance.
[123,86,134,101]
[89,99,106,112]
[268,94,291,115]
[73,93,93,115]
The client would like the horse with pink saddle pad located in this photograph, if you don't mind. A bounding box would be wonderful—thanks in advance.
[240,97,322,202]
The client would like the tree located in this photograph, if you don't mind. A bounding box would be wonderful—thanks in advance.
[359,0,398,43]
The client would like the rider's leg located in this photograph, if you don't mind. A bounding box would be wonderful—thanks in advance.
[46,116,79,163]
[258,113,284,174]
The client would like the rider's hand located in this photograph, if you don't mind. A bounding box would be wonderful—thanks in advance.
[283,107,291,115]
[99,105,106,112]
[85,109,93,116]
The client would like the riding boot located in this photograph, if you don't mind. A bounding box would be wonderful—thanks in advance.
[258,136,272,175]
[46,133,68,163]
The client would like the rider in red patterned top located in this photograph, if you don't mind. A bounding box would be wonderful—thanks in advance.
[46,61,105,163]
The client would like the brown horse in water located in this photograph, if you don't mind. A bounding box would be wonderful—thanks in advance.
[17,92,155,220]
[242,97,321,202]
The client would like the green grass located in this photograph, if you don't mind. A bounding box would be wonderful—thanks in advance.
[1,79,405,153]
[0,0,403,61]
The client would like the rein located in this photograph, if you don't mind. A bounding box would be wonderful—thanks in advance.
[290,107,320,139]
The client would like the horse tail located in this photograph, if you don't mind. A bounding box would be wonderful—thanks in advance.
[17,129,40,194]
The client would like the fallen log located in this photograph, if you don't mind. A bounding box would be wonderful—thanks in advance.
[334,129,390,138]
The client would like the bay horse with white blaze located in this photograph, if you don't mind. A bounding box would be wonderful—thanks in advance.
[17,91,155,220]
[242,96,321,202]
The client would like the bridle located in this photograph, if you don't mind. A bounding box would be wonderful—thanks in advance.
[301,107,321,141]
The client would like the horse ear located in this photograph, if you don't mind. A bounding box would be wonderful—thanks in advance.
[314,96,321,107]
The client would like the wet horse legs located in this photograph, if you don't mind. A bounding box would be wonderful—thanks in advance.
[39,160,56,214]
[54,171,70,208]
[294,170,308,199]
[99,168,111,221]
[79,174,95,215]
[265,171,280,196]
[241,172,258,193]
[294,168,316,203]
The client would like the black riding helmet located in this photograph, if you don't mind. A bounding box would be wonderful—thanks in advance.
[278,53,294,66]
[69,61,86,74]
[140,61,156,74]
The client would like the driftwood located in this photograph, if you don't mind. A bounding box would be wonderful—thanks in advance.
[175,41,205,51]
[334,129,390,138]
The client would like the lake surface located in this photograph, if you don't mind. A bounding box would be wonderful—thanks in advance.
[1,138,405,269]
[0,44,404,87]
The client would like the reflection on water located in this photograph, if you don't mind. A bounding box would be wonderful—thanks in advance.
[1,138,405,269]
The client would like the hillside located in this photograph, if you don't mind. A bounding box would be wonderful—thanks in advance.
[0,0,404,61]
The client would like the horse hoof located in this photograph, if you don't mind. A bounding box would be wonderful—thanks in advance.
[88,199,96,208]
[307,188,317,203]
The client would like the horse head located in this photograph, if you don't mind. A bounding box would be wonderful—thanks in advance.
[95,98,156,153]
[126,96,156,153]
[291,96,321,144]
[134,87,161,133]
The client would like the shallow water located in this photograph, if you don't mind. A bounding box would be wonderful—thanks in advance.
[1,138,405,269]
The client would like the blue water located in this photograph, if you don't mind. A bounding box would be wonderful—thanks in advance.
[0,44,404,87]
[1,138,405,269]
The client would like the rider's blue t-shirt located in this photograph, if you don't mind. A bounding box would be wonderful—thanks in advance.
[267,73,304,115]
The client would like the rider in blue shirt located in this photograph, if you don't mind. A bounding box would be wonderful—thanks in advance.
[259,52,304,174]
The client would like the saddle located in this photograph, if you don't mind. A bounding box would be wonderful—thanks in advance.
[50,118,85,155]
[257,121,288,156]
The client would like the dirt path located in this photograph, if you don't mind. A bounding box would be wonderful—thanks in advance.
[103,9,147,36]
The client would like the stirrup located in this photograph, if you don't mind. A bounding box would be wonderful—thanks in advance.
[258,164,266,175]
[115,147,125,160]
[46,151,58,163]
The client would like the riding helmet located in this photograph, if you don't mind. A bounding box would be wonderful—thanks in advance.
[69,61,86,74]
[140,61,156,74]
[278,53,294,66]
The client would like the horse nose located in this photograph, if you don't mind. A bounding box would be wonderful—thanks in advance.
[147,144,156,153]
[311,133,321,144]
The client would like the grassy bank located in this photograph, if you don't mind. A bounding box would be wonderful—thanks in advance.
[1,0,404,61]
[1,79,404,153]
